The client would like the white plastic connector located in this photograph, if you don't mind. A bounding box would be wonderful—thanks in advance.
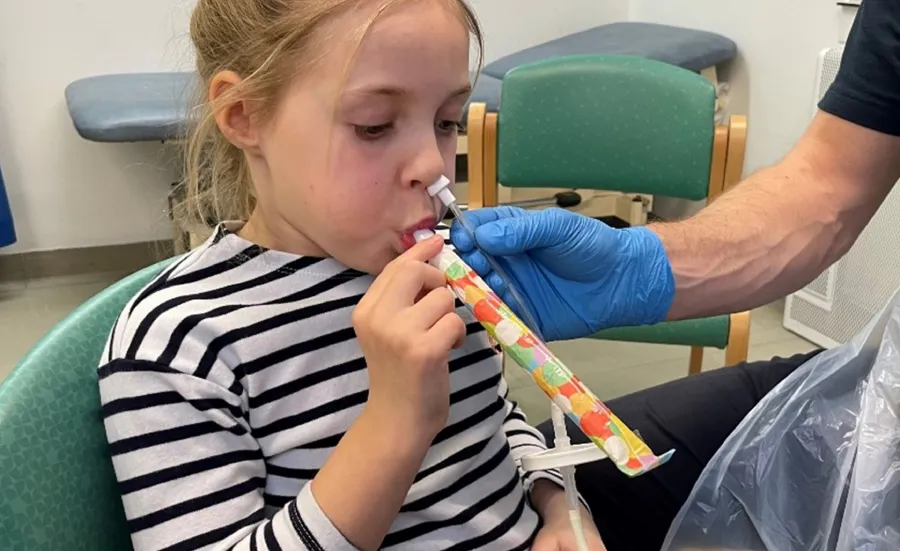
[413,229,436,244]
[427,175,456,207]
[521,443,609,472]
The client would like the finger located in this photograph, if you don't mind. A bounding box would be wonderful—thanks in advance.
[474,208,573,256]
[450,207,530,253]
[371,249,446,307]
[484,272,509,297]
[372,233,444,299]
[426,311,468,352]
[448,222,476,253]
[458,206,528,227]
[457,249,492,278]
[408,286,458,329]
[452,332,466,349]
[388,262,449,307]
[397,232,445,262]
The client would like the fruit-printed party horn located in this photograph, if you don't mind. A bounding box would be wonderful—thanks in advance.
[414,229,675,478]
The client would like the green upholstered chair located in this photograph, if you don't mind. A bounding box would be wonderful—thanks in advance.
[465,54,750,374]
[0,258,176,551]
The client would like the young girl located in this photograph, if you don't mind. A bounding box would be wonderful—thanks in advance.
[97,0,605,549]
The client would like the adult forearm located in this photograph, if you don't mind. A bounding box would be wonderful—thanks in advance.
[653,155,870,320]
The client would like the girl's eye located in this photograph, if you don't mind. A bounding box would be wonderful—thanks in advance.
[354,123,393,140]
[437,120,465,134]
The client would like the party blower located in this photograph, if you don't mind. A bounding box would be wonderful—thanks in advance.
[415,176,675,550]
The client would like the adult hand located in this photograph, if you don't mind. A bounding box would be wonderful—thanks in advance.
[449,207,674,341]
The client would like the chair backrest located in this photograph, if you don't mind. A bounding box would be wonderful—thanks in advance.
[0,258,175,551]
[468,54,739,205]
[461,54,750,373]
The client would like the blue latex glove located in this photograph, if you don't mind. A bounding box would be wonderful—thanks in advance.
[450,207,675,341]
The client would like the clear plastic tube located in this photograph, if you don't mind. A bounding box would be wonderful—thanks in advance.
[445,201,589,551]
[446,201,544,338]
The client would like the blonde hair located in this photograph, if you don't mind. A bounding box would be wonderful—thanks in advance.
[176,0,484,232]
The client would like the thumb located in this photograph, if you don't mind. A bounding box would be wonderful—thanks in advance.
[473,210,564,256]
[399,233,444,261]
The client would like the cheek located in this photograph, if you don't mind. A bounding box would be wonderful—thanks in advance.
[329,179,388,213]
[320,172,398,236]
[328,141,398,212]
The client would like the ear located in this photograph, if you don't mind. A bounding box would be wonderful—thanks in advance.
[209,70,261,151]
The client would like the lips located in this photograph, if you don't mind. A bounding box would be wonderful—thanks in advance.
[400,217,437,250]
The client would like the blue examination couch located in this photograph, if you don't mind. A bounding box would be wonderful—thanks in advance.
[64,22,736,143]
[0,164,15,248]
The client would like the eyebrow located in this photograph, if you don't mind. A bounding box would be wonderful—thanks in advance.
[344,84,473,101]
[448,84,473,100]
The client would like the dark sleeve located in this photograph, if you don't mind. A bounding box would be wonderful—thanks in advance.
[818,0,900,135]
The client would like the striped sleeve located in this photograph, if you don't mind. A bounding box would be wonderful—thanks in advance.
[98,358,361,551]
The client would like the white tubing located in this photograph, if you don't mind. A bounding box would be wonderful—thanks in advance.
[569,509,590,551]
[551,403,589,551]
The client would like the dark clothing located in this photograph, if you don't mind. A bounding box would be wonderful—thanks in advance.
[537,349,824,551]
[819,0,900,136]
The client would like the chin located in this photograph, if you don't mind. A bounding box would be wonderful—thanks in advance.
[341,249,395,276]
[370,251,399,275]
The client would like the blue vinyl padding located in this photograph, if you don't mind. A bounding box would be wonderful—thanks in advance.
[65,22,736,144]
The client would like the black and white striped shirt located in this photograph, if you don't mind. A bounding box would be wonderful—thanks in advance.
[98,222,573,551]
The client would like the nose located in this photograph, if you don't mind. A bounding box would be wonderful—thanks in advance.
[402,132,447,190]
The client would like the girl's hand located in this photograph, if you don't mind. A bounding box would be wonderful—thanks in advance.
[352,234,467,441]
[532,515,607,551]
[531,480,607,551]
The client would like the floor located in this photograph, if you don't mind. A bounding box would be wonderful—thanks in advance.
[0,267,817,425]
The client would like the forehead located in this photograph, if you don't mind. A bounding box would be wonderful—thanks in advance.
[318,0,471,91]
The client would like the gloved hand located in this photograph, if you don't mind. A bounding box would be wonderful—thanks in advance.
[449,206,675,342]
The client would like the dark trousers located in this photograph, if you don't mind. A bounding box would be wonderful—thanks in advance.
[536,349,824,551]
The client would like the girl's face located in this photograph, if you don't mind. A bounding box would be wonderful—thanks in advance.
[240,0,471,274]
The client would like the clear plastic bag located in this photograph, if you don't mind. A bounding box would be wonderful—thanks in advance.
[661,290,900,551]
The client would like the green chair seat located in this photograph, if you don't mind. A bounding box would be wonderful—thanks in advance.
[0,258,175,551]
[590,316,731,349]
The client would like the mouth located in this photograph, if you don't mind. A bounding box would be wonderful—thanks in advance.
[399,216,438,251]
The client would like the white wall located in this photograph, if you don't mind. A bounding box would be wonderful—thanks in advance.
[0,0,627,255]
[1,0,858,252]
[630,0,857,179]
[0,1,196,255]
[471,0,629,62]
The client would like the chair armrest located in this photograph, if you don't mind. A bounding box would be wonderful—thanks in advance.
[590,315,733,349]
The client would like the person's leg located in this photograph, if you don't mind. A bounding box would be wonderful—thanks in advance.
[536,349,823,551]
